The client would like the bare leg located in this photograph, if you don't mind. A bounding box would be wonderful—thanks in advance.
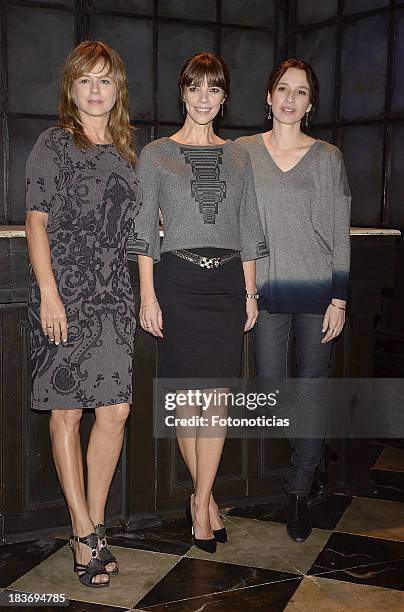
[87,402,130,571]
[49,409,108,585]
[176,389,227,539]
[192,436,226,539]
[177,436,224,531]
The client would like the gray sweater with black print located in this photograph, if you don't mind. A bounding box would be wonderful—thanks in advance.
[236,134,351,314]
[129,137,269,263]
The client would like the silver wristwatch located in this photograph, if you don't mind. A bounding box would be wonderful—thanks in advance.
[246,292,259,299]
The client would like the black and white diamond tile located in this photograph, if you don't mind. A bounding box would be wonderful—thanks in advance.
[137,556,301,609]
[106,518,193,556]
[0,538,66,589]
[140,579,302,611]
[1,442,404,610]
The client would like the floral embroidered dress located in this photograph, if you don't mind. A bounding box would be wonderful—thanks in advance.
[26,127,140,410]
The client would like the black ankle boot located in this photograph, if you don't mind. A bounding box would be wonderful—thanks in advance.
[287,494,312,542]
[308,468,329,505]
[308,444,338,504]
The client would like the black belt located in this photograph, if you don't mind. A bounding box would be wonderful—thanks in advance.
[171,249,240,269]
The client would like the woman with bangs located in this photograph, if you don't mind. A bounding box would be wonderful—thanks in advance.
[25,41,139,587]
[132,52,268,553]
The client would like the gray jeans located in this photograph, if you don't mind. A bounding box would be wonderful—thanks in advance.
[254,311,332,495]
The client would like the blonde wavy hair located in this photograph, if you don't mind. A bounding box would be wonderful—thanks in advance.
[58,40,135,162]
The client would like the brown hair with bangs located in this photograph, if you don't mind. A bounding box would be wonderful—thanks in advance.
[178,52,230,107]
[58,40,135,162]
[267,57,319,123]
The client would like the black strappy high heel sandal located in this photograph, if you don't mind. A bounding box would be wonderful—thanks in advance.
[185,496,216,554]
[94,523,119,576]
[69,532,109,588]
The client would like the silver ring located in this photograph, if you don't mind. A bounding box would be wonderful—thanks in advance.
[329,328,334,332]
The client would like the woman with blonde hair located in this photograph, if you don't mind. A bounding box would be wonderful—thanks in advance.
[25,40,139,587]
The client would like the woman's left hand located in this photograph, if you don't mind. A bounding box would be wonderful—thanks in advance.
[321,301,346,343]
[245,298,259,332]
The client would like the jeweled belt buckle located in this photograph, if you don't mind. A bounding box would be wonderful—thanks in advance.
[200,256,222,269]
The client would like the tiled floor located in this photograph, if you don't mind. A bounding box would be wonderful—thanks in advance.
[1,441,404,611]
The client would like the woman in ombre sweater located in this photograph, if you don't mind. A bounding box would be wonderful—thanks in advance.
[237,57,351,544]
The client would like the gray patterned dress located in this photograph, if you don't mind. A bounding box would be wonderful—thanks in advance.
[26,127,140,410]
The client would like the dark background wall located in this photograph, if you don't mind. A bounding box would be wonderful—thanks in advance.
[287,0,404,377]
[1,0,403,367]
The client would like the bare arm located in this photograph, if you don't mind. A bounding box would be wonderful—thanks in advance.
[138,254,163,338]
[242,259,258,332]
[321,298,346,344]
[26,211,67,345]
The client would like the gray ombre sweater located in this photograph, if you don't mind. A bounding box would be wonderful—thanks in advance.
[236,134,351,314]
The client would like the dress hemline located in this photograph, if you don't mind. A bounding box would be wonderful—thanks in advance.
[31,397,133,412]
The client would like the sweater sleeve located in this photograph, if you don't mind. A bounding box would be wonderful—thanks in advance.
[238,152,270,262]
[128,143,161,262]
[331,148,351,300]
[25,130,58,214]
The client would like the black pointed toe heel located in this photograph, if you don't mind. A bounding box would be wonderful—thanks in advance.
[93,523,119,576]
[210,504,228,543]
[213,527,228,544]
[185,496,216,554]
[193,533,217,554]
[69,532,109,588]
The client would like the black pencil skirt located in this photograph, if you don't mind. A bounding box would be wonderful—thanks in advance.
[154,249,246,379]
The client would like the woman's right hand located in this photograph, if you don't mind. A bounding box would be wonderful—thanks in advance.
[140,298,163,338]
[40,288,68,345]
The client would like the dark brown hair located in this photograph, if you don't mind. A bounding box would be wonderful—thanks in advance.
[267,57,319,121]
[178,52,230,99]
[57,40,135,162]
